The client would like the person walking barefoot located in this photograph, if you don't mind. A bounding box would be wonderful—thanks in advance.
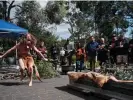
[0,33,48,86]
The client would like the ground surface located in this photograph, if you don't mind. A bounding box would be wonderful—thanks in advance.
[0,75,103,100]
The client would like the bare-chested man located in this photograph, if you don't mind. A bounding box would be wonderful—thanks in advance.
[67,72,133,87]
[0,33,48,86]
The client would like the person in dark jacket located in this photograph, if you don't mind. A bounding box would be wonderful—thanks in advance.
[98,38,108,68]
[50,42,59,60]
[108,35,118,64]
[128,38,133,62]
[115,35,128,67]
[86,36,99,71]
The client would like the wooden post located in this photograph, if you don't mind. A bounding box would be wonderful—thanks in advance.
[15,40,17,65]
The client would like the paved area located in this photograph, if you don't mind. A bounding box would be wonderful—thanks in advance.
[0,75,101,100]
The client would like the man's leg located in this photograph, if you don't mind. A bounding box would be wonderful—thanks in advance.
[76,60,79,72]
[80,61,84,72]
[34,64,42,82]
[68,52,73,66]
[116,55,122,67]
[109,76,133,82]
[27,58,34,86]
[123,55,128,67]
[89,57,93,71]
[18,59,25,81]
[92,57,96,72]
[113,54,116,64]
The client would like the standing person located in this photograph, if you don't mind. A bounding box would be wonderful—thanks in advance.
[98,38,108,68]
[85,36,99,71]
[128,38,133,62]
[37,40,47,60]
[50,42,59,61]
[115,35,129,67]
[75,42,85,72]
[108,34,117,64]
[64,39,75,66]
[0,33,48,86]
[60,47,65,65]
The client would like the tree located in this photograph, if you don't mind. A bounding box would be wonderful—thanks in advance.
[74,1,129,39]
[45,1,68,24]
[0,0,21,21]
[66,2,94,42]
[0,2,3,19]
[15,1,52,37]
[15,1,59,49]
[16,1,42,34]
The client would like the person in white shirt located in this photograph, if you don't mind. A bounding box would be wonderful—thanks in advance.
[60,47,65,65]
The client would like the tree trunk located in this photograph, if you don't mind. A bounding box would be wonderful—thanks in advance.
[7,1,15,22]
[2,1,7,20]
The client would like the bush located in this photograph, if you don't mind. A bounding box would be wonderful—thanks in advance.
[35,60,60,79]
[85,61,100,69]
[114,70,133,80]
[72,55,76,64]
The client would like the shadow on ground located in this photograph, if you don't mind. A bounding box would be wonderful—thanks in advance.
[0,81,27,86]
[55,86,102,100]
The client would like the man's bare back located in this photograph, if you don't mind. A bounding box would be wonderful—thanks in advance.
[67,72,133,88]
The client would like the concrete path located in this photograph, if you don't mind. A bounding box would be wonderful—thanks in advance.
[0,75,102,100]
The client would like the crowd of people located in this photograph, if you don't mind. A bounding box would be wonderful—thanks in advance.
[39,34,133,73]
[77,34,133,72]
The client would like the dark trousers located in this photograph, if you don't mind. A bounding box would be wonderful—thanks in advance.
[67,55,72,66]
[76,60,84,72]
[89,56,96,71]
[110,54,116,64]
[67,51,74,66]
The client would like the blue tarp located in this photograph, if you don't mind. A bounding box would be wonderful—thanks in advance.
[0,20,28,38]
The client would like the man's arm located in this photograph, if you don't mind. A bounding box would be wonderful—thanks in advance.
[32,46,48,61]
[0,42,20,58]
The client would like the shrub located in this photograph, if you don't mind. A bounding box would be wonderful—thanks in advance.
[72,55,76,64]
[114,70,133,80]
[85,61,100,69]
[35,60,60,79]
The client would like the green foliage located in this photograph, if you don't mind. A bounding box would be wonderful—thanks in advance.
[0,2,3,19]
[45,1,68,24]
[114,70,133,80]
[58,39,67,47]
[35,60,60,79]
[72,55,76,64]
[73,1,130,38]
[67,3,93,41]
[102,67,133,80]
[15,1,43,33]
[15,1,59,51]
[85,61,100,69]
